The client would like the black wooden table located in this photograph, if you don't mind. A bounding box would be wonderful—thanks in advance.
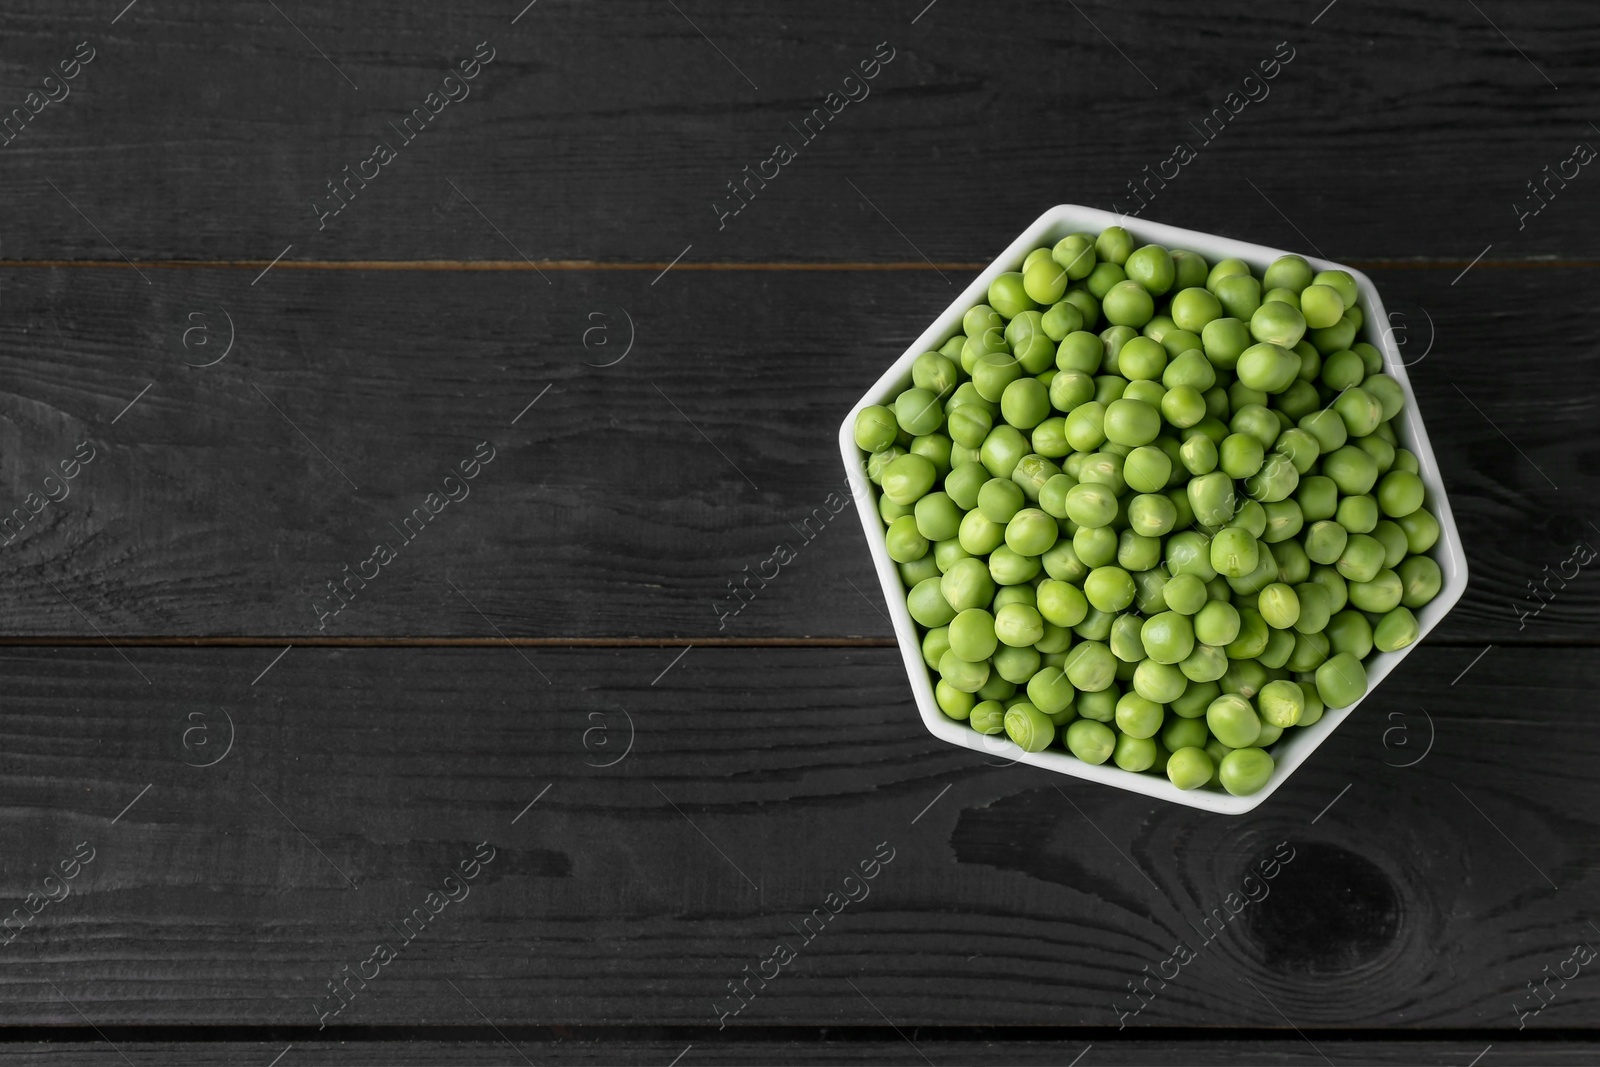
[0,1,1596,1063]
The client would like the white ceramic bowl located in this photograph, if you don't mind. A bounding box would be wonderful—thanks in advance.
[839,204,1467,814]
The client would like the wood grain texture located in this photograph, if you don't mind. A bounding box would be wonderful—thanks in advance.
[0,1035,1592,1065]
[0,1,1593,261]
[0,644,1590,1028]
[0,263,1591,640]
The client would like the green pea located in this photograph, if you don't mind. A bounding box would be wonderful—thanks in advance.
[1248,301,1307,350]
[1094,226,1133,265]
[1308,268,1356,308]
[981,424,1030,479]
[1287,630,1330,673]
[942,406,988,452]
[977,674,1016,702]
[939,650,990,694]
[923,626,951,669]
[1041,301,1085,342]
[1376,469,1425,518]
[1200,317,1251,370]
[934,538,970,574]
[1024,259,1070,305]
[1300,408,1349,454]
[949,607,999,662]
[1074,525,1119,568]
[995,379,1045,431]
[1171,680,1220,719]
[1086,261,1127,301]
[1369,520,1408,570]
[1323,444,1379,495]
[906,576,956,627]
[1315,651,1368,708]
[1233,343,1296,397]
[854,405,899,452]
[890,387,940,437]
[1109,613,1146,664]
[1004,702,1055,752]
[1116,336,1165,382]
[1093,374,1128,406]
[1374,606,1420,652]
[1175,434,1215,477]
[1257,679,1305,728]
[1260,499,1303,544]
[1006,508,1059,556]
[880,453,936,506]
[1256,625,1295,669]
[1398,555,1442,609]
[1066,719,1116,764]
[1298,284,1345,329]
[1064,640,1117,692]
[1188,471,1238,527]
[994,644,1041,683]
[1214,274,1262,321]
[1325,608,1371,659]
[1170,249,1209,290]
[899,555,940,587]
[1041,538,1089,583]
[935,679,975,720]
[975,478,1021,524]
[1396,508,1440,555]
[1134,659,1188,705]
[1354,433,1395,476]
[1334,386,1384,437]
[1065,481,1118,528]
[909,492,959,543]
[988,545,1041,585]
[1333,494,1377,535]
[1348,568,1403,613]
[1051,234,1098,278]
[1162,716,1209,753]
[1128,494,1178,539]
[1022,247,1054,273]
[1216,433,1262,480]
[1363,374,1405,422]
[1179,642,1228,683]
[1123,244,1175,295]
[1076,685,1118,721]
[1336,533,1386,583]
[1291,581,1332,634]
[1227,499,1267,538]
[1206,692,1260,747]
[1206,257,1251,289]
[1115,692,1164,739]
[1118,529,1163,573]
[878,492,912,524]
[940,556,995,612]
[1263,286,1299,310]
[1160,530,1214,581]
[1297,685,1326,728]
[1100,404,1164,454]
[1062,288,1101,330]
[1245,453,1300,504]
[1305,310,1356,356]
[1139,611,1194,666]
[1103,279,1156,327]
[1219,747,1275,796]
[1226,607,1270,659]
[1263,254,1314,293]
[989,272,1037,319]
[1208,527,1257,580]
[994,584,1036,612]
[1063,402,1107,453]
[1167,747,1214,790]
[1080,566,1132,613]
[1257,583,1301,630]
[990,601,1043,647]
[969,698,1005,733]
[1194,600,1240,646]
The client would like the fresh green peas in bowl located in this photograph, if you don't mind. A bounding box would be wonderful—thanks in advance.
[840,205,1466,815]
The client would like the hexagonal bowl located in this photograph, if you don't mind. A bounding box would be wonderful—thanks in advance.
[838,204,1468,814]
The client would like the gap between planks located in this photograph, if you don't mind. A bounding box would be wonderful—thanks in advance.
[0,258,1595,272]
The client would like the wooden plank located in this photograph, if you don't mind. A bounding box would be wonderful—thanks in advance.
[0,1035,1592,1065]
[0,643,1592,1028]
[0,263,1590,641]
[0,1,1595,262]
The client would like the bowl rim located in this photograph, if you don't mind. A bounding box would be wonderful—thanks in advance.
[837,203,1468,814]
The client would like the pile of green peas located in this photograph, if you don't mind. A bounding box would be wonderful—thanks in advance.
[854,226,1444,797]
